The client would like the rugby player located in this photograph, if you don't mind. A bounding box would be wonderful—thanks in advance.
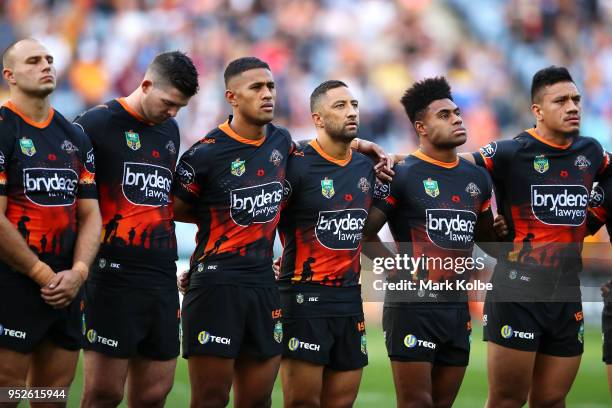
[586,175,612,396]
[463,66,610,407]
[362,77,498,408]
[75,51,198,407]
[173,57,392,408]
[277,80,377,407]
[0,39,101,400]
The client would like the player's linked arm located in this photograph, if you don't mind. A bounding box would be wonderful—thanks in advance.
[173,196,198,224]
[474,208,507,259]
[361,207,396,261]
[350,138,394,182]
[0,196,56,286]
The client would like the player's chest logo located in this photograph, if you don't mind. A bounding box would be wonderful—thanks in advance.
[61,140,79,154]
[231,158,246,177]
[533,154,549,174]
[358,177,371,193]
[423,178,439,198]
[165,140,176,155]
[269,149,283,167]
[125,130,141,151]
[465,182,481,197]
[20,137,36,157]
[321,178,335,199]
[574,155,590,171]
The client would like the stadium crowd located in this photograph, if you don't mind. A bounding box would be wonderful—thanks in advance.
[0,0,610,154]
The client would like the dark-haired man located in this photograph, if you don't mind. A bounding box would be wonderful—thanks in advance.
[0,38,101,399]
[75,51,199,407]
[462,66,610,407]
[363,77,497,407]
[174,57,392,408]
[278,80,377,407]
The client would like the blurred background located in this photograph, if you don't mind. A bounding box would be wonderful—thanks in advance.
[1,1,611,406]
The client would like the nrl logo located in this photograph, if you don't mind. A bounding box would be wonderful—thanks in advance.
[423,178,439,198]
[274,321,283,343]
[533,154,549,174]
[20,138,36,157]
[321,178,335,199]
[231,159,246,177]
[125,130,141,151]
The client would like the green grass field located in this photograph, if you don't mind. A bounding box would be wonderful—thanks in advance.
[57,322,609,407]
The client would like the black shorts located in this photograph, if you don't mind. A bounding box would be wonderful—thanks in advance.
[383,304,471,366]
[483,300,584,357]
[0,277,83,353]
[83,281,180,360]
[282,314,367,371]
[603,301,612,364]
[182,285,282,359]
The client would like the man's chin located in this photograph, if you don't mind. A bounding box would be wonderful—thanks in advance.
[28,85,55,98]
[564,127,580,137]
[253,114,274,126]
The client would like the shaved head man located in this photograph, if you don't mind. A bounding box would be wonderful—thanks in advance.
[0,38,102,405]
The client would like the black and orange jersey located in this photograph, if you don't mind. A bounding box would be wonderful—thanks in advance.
[174,116,293,287]
[0,101,97,281]
[374,151,492,287]
[277,140,376,288]
[473,128,609,272]
[75,99,179,287]
[587,172,612,241]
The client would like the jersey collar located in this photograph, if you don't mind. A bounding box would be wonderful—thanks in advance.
[3,100,54,129]
[218,116,266,147]
[309,139,352,167]
[525,128,573,150]
[412,149,459,169]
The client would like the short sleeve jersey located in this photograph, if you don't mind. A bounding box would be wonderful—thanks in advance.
[277,140,376,288]
[173,117,293,287]
[587,170,612,242]
[0,101,97,280]
[373,151,492,287]
[75,99,180,287]
[473,128,609,272]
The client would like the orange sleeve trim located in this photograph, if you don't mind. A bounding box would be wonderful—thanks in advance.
[116,98,154,126]
[525,128,572,150]
[481,198,491,212]
[412,150,459,169]
[309,139,352,167]
[3,101,54,129]
[588,206,608,223]
[386,195,398,207]
[218,120,266,147]
[598,152,610,175]
[479,151,494,173]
